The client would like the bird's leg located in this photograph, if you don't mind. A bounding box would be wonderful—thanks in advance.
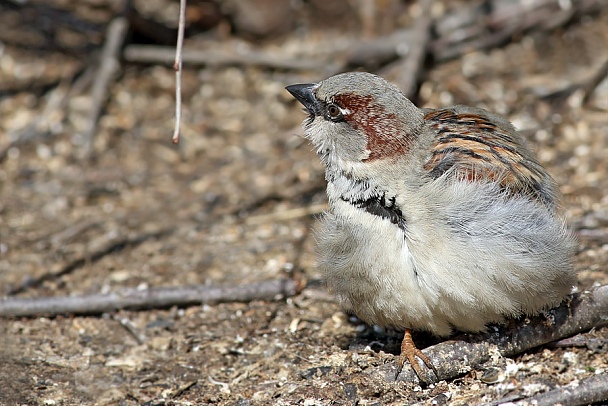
[395,328,438,383]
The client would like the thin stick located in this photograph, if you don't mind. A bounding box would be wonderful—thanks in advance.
[84,16,129,156]
[0,64,95,163]
[0,279,299,317]
[398,0,433,99]
[113,315,146,344]
[527,50,608,103]
[518,373,608,406]
[8,228,173,296]
[368,285,608,383]
[581,57,608,105]
[124,45,332,71]
[172,0,187,144]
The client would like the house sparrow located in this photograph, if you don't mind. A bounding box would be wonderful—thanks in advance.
[286,72,577,382]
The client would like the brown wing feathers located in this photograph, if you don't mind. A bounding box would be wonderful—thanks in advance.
[423,109,556,208]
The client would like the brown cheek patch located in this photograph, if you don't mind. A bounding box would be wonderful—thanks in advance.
[334,93,411,162]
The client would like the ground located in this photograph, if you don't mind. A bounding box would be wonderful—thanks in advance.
[0,1,607,405]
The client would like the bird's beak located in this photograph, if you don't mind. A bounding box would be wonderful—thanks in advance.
[286,83,319,116]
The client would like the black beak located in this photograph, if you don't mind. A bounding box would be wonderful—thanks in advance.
[286,83,319,116]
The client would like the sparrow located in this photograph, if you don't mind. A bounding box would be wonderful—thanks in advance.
[286,72,577,382]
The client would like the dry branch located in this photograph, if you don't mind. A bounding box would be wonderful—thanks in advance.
[8,228,173,296]
[0,65,94,163]
[429,0,606,61]
[0,279,299,317]
[538,57,608,102]
[367,285,608,383]
[379,0,434,98]
[172,0,186,144]
[121,0,605,77]
[83,16,129,156]
[124,45,334,72]
[342,29,412,70]
[519,373,608,406]
[581,57,608,104]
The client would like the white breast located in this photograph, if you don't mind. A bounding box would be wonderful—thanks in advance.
[316,178,576,337]
[317,198,458,336]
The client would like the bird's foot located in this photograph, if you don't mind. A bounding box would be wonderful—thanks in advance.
[395,328,438,384]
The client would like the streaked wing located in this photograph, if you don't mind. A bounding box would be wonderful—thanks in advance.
[422,106,558,209]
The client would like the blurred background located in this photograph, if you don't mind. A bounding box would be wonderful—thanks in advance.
[0,0,607,404]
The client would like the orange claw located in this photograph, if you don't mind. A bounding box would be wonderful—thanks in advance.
[395,328,438,383]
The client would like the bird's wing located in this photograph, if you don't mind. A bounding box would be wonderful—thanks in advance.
[422,106,558,208]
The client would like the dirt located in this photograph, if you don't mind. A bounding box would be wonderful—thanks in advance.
[0,1,607,405]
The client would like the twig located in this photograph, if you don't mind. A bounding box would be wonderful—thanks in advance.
[83,16,129,157]
[172,0,186,144]
[0,2,104,54]
[502,373,608,406]
[122,0,605,77]
[581,57,608,105]
[549,333,606,350]
[0,279,299,317]
[49,220,101,249]
[171,380,198,398]
[430,0,605,61]
[342,29,411,70]
[0,65,94,163]
[8,228,173,296]
[538,57,608,103]
[228,181,325,220]
[124,45,334,71]
[365,285,608,383]
[379,0,434,99]
[113,315,147,344]
[358,0,377,38]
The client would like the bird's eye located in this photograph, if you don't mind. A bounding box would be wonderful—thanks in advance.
[327,104,342,120]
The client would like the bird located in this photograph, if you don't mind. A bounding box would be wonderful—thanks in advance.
[285,72,577,382]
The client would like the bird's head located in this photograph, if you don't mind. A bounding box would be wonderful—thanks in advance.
[286,72,424,177]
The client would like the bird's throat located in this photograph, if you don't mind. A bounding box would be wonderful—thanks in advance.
[327,171,407,232]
